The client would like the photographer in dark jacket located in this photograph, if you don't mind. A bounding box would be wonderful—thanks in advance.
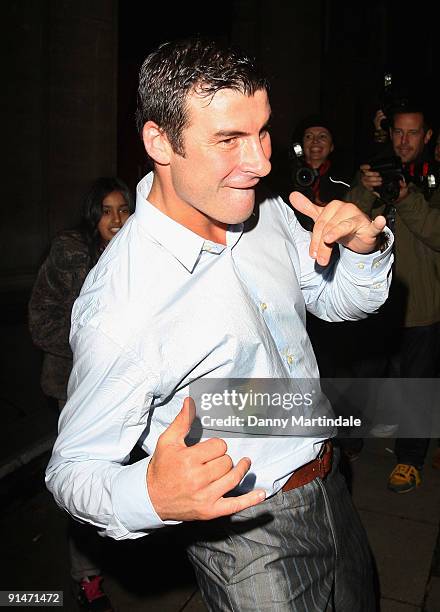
[348,106,440,493]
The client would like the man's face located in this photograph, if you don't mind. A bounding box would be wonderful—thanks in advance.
[390,113,432,163]
[302,126,334,168]
[166,87,272,229]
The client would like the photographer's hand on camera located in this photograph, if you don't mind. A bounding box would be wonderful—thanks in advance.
[360,164,382,195]
[373,110,388,144]
[374,110,386,131]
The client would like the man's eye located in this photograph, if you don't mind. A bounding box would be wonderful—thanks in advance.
[220,138,237,147]
[102,208,110,215]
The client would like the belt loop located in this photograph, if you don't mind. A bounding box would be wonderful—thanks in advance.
[318,441,330,478]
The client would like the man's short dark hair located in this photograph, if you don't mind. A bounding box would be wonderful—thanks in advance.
[391,107,431,133]
[135,37,269,156]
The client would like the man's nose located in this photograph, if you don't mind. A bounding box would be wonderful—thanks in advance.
[401,132,410,145]
[242,137,271,177]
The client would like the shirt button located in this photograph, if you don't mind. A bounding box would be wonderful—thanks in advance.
[373,261,381,268]
[260,302,267,311]
[357,263,365,270]
[373,282,383,289]
[287,355,294,365]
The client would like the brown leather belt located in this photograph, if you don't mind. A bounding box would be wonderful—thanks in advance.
[282,441,333,493]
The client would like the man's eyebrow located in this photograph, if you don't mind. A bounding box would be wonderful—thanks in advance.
[213,116,272,139]
[214,129,247,138]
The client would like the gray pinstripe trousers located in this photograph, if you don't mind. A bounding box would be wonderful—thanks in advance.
[187,450,375,611]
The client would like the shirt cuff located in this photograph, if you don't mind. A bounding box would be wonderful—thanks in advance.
[338,227,393,280]
[112,455,181,534]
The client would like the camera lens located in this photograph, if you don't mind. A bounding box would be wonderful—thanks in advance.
[295,167,316,187]
[380,179,400,203]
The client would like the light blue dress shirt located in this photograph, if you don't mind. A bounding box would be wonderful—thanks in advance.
[46,172,393,540]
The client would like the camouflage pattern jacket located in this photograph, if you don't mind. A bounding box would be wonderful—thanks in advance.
[28,230,93,400]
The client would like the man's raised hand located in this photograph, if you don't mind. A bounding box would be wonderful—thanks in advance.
[289,191,386,266]
[146,397,266,522]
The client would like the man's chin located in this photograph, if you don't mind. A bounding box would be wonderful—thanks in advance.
[397,151,412,163]
[229,191,256,223]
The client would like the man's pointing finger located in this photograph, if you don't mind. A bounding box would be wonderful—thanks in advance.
[289,191,320,222]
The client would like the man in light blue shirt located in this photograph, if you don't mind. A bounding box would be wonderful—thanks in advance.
[47,38,392,610]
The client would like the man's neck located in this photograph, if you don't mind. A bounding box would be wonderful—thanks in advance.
[146,173,227,245]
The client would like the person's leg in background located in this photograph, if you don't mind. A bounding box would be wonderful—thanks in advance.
[389,323,440,493]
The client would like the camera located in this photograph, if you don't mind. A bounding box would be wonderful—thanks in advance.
[369,156,439,203]
[369,156,403,202]
[290,143,318,187]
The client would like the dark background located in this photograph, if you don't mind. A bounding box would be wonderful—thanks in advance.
[2,0,439,295]
[0,0,439,461]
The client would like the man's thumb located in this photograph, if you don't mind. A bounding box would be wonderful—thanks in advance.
[372,215,386,232]
[161,397,196,444]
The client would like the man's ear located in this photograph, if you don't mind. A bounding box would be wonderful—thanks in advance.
[142,121,172,164]
[424,128,433,145]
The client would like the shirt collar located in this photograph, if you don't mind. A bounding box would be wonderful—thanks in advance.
[135,173,243,272]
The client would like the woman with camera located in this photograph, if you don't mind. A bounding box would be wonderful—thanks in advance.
[290,117,364,461]
[290,116,351,214]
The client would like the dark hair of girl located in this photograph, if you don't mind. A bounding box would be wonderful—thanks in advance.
[79,177,135,266]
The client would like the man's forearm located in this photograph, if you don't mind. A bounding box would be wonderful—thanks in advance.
[295,215,394,322]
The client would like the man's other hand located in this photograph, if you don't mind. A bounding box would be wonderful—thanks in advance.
[373,109,386,131]
[147,398,266,522]
[396,179,409,203]
[289,191,386,266]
